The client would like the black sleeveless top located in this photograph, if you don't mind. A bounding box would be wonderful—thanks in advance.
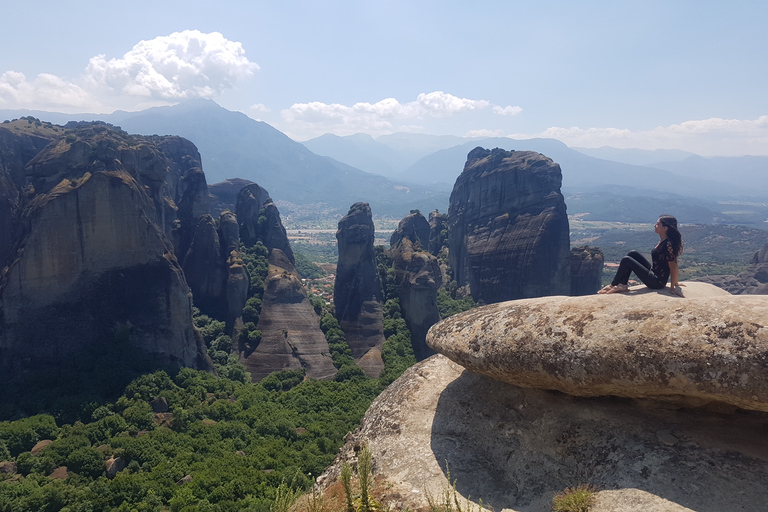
[651,238,676,284]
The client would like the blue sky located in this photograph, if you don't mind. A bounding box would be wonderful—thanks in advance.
[1,0,766,155]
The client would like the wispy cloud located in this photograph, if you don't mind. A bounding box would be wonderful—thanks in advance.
[509,116,768,156]
[281,91,521,139]
[493,105,523,116]
[250,103,271,113]
[0,30,258,112]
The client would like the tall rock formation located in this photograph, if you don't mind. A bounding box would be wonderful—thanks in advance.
[181,210,249,328]
[334,202,385,377]
[570,245,604,296]
[0,121,209,378]
[240,249,337,381]
[390,211,442,360]
[448,147,571,304]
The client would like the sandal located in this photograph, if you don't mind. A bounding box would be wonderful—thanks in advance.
[606,283,629,293]
[598,285,614,294]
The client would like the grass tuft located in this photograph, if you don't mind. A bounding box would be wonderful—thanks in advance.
[552,484,597,512]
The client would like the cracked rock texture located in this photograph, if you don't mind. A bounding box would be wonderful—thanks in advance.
[323,354,768,512]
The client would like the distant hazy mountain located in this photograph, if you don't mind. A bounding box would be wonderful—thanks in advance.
[572,146,696,166]
[650,155,768,194]
[375,132,469,165]
[302,132,473,178]
[301,133,408,177]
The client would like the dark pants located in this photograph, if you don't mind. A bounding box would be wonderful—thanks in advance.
[611,251,665,289]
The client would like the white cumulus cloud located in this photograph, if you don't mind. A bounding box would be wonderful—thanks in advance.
[0,31,257,112]
[84,30,259,100]
[281,91,518,139]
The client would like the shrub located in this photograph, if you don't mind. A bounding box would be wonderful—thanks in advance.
[552,484,597,512]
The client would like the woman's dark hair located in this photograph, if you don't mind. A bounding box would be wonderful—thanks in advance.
[659,214,683,257]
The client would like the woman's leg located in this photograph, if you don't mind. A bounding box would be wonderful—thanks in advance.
[612,253,664,289]
[627,250,651,269]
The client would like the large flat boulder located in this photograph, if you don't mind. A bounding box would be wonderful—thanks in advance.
[427,282,768,412]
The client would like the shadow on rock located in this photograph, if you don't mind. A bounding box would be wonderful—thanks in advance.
[431,369,768,512]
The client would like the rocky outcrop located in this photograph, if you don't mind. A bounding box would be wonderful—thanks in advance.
[236,184,293,263]
[218,211,240,254]
[428,210,448,256]
[390,211,442,360]
[570,245,604,296]
[208,178,261,217]
[427,282,768,412]
[0,122,210,379]
[239,249,336,381]
[322,353,768,512]
[447,147,571,304]
[334,202,385,377]
[390,210,430,250]
[181,210,248,327]
[697,241,768,294]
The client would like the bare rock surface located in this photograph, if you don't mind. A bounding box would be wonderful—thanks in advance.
[240,249,336,381]
[323,354,768,512]
[427,282,768,412]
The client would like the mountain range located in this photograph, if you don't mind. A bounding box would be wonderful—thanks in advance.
[2,100,767,226]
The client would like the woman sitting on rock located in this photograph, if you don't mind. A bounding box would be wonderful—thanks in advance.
[599,215,684,296]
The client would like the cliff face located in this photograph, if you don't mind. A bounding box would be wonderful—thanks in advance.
[240,249,337,381]
[448,147,571,304]
[334,202,385,377]
[0,122,209,378]
[390,211,442,360]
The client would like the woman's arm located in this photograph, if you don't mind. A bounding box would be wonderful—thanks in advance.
[669,259,681,295]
